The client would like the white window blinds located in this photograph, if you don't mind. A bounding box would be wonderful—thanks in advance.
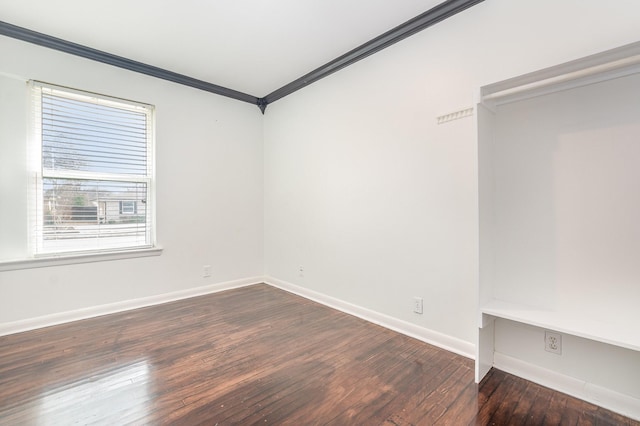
[31,82,155,255]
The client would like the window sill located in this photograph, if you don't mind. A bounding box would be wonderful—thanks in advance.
[0,247,163,272]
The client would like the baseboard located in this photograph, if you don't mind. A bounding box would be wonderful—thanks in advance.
[0,276,263,337]
[264,276,475,359]
[1,275,475,363]
[494,352,640,421]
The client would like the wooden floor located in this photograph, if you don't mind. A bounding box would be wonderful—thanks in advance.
[0,284,637,425]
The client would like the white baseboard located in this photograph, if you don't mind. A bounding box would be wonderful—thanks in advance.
[494,352,640,421]
[264,276,475,359]
[1,275,475,363]
[0,276,263,337]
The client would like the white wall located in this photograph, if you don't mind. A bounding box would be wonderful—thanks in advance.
[492,73,640,323]
[0,37,264,324]
[263,0,640,346]
[1,0,640,402]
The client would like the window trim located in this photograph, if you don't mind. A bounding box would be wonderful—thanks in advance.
[29,81,157,257]
[0,246,163,272]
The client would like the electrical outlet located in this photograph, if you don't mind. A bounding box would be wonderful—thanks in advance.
[545,331,562,355]
[203,265,212,278]
[413,297,423,314]
[298,265,304,277]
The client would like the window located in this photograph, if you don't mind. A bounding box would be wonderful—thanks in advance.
[119,201,137,215]
[30,81,155,255]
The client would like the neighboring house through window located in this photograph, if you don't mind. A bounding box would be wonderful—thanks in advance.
[30,81,155,255]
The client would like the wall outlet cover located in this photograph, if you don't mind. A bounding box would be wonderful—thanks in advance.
[545,330,562,355]
[203,265,212,278]
[413,297,423,314]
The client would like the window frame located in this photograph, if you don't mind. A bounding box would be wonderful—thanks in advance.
[119,201,137,215]
[29,81,157,257]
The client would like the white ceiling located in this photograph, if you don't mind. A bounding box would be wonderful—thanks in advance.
[0,0,445,96]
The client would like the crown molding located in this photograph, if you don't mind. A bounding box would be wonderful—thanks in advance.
[263,0,484,106]
[0,0,484,113]
[0,20,260,106]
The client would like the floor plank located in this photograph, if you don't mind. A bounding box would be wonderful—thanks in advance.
[0,284,637,425]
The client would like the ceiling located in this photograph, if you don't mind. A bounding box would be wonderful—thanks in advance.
[0,0,446,97]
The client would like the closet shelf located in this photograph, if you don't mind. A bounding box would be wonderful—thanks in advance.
[481,299,640,353]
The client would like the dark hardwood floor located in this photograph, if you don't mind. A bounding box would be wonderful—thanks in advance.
[0,284,637,425]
